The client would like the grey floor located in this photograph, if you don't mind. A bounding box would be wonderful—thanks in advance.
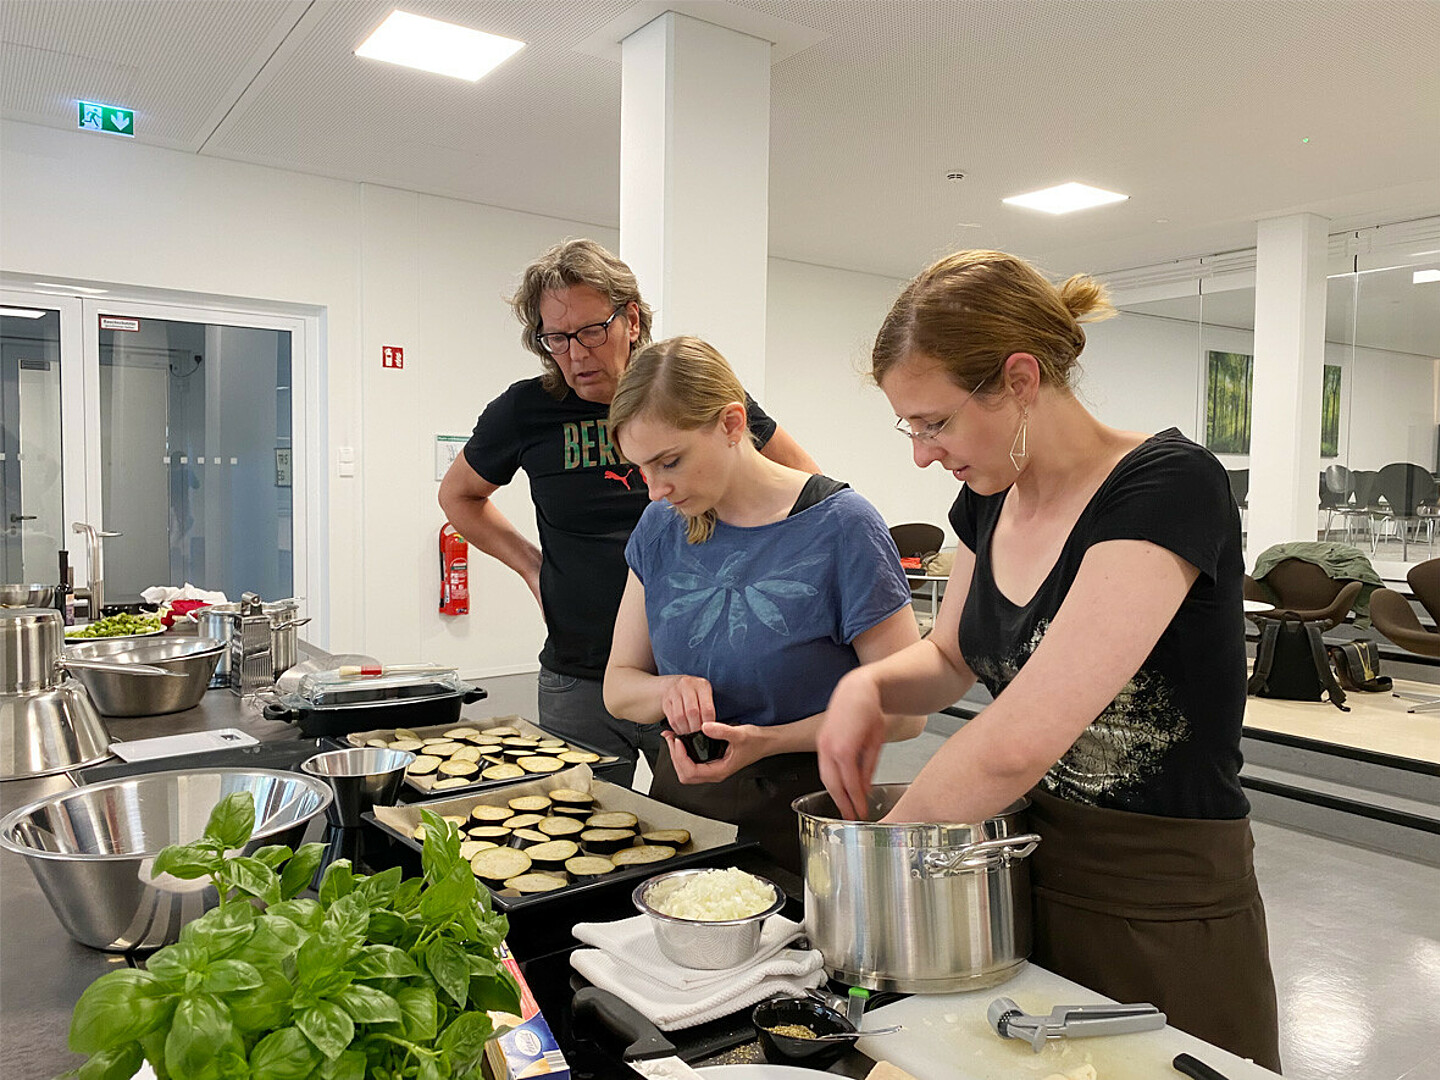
[474,674,1440,1080]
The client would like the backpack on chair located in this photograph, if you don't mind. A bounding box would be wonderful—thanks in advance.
[1247,613,1349,711]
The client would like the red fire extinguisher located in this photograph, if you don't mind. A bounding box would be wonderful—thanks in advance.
[439,523,468,615]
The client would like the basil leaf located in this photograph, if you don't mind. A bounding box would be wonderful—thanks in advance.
[76,1041,144,1080]
[204,791,256,850]
[267,897,323,932]
[295,930,348,988]
[151,842,220,881]
[248,1025,322,1080]
[418,1057,442,1080]
[278,843,325,901]
[227,966,295,1034]
[419,811,459,882]
[355,865,402,906]
[424,938,470,1008]
[438,1010,493,1070]
[236,913,307,966]
[318,860,355,906]
[469,967,522,1018]
[324,891,371,947]
[395,985,438,1042]
[391,876,423,913]
[321,1048,367,1080]
[226,856,282,905]
[69,969,170,1054]
[364,910,409,945]
[296,1000,354,1060]
[200,958,265,994]
[164,994,240,1080]
[138,1029,168,1080]
[179,899,256,959]
[144,944,208,986]
[250,844,294,869]
[330,983,401,1025]
[349,944,419,980]
[418,863,475,924]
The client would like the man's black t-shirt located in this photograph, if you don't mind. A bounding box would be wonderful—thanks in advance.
[951,428,1249,819]
[464,377,777,679]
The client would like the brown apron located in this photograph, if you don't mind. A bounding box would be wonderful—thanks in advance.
[649,748,822,878]
[1027,789,1282,1072]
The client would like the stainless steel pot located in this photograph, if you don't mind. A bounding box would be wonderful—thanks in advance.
[793,785,1040,993]
[193,603,240,687]
[263,599,309,678]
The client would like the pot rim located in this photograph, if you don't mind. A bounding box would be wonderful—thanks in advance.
[791,785,1030,828]
[0,767,333,862]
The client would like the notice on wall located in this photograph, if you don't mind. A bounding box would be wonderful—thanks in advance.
[435,434,467,481]
[382,345,404,369]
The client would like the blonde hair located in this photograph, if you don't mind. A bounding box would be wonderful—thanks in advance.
[872,250,1116,395]
[510,239,654,398]
[609,336,752,544]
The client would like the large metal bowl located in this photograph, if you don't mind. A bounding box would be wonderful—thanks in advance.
[0,767,333,950]
[63,636,225,716]
[632,868,785,969]
[0,583,55,608]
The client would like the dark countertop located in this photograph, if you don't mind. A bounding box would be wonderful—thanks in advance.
[0,657,873,1080]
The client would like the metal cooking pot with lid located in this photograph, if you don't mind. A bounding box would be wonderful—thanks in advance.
[793,784,1040,993]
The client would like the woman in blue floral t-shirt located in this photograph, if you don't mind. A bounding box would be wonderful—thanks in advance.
[603,336,924,872]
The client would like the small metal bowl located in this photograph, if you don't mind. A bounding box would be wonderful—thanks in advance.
[301,747,415,827]
[0,767,333,951]
[63,636,225,716]
[0,583,55,608]
[632,868,785,969]
[752,996,855,1067]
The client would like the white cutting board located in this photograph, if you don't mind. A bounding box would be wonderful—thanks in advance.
[856,963,1281,1080]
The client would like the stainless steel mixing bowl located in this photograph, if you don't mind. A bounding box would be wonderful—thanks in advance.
[63,637,225,716]
[301,746,415,827]
[0,767,333,950]
[0,584,55,608]
[632,868,785,969]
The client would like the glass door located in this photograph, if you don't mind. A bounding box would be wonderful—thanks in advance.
[0,292,84,589]
[86,301,308,605]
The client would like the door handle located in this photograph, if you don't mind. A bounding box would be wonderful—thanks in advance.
[9,514,37,523]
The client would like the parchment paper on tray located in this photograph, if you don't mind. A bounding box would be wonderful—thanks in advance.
[344,714,618,796]
[370,764,743,909]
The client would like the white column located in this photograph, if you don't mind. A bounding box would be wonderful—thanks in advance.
[619,13,771,390]
[1246,213,1330,564]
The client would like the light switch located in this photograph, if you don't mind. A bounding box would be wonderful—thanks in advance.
[338,446,356,478]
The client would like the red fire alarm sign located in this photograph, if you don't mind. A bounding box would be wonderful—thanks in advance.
[382,345,404,369]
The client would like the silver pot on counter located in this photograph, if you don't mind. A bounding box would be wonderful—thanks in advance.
[793,784,1040,994]
[194,597,310,687]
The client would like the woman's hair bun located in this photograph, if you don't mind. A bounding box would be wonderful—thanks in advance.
[1058,274,1117,324]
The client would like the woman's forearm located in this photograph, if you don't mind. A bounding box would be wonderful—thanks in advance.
[861,637,977,717]
[602,665,670,726]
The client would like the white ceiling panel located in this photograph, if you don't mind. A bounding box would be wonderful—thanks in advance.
[1,0,1437,279]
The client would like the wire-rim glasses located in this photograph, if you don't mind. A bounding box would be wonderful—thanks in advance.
[894,377,988,442]
[535,306,624,355]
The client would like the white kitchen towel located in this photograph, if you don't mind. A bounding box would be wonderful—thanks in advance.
[570,946,825,1031]
[572,914,808,990]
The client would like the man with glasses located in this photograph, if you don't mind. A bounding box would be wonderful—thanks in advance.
[440,239,818,786]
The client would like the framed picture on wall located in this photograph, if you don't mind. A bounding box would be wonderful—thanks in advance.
[1205,350,1252,454]
[1321,364,1342,457]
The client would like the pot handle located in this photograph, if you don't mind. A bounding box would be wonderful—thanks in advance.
[461,684,488,705]
[915,832,1041,877]
[58,658,186,679]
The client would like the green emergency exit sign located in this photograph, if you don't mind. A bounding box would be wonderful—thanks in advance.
[77,101,134,137]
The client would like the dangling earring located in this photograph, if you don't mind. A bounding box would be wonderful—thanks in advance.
[1009,407,1029,472]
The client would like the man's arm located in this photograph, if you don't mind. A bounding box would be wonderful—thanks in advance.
[438,454,543,610]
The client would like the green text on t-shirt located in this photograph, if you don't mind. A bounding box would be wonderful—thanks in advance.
[563,420,619,469]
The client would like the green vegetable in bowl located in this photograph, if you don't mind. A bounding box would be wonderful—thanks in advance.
[66,612,164,638]
[65,792,519,1080]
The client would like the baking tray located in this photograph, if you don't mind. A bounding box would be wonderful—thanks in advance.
[341,714,619,798]
[365,764,753,912]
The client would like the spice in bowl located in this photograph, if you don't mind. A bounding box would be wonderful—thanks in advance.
[764,1023,818,1040]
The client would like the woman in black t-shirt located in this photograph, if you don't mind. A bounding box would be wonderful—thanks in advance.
[817,250,1281,1070]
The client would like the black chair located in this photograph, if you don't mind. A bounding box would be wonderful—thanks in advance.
[1373,462,1439,560]
[1369,586,1440,711]
[889,522,945,620]
[1320,466,1353,541]
[1226,469,1249,509]
[1244,555,1363,630]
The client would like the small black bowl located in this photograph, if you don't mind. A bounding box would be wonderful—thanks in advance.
[751,997,854,1067]
[677,729,729,764]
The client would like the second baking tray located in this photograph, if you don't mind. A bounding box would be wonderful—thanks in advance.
[365,764,754,911]
[340,713,619,798]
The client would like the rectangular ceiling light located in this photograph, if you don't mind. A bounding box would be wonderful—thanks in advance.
[1414,269,1440,284]
[34,282,107,293]
[355,10,524,81]
[0,307,48,318]
[1003,182,1129,215]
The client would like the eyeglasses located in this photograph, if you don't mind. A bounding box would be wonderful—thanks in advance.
[535,306,624,355]
[894,378,988,442]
